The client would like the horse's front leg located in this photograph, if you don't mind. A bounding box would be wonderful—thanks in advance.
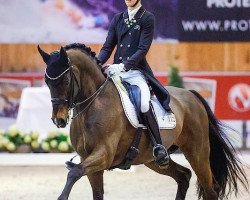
[58,147,109,200]
[87,171,104,200]
[58,164,84,200]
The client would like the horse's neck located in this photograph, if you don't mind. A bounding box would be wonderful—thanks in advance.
[69,50,105,100]
[80,74,104,99]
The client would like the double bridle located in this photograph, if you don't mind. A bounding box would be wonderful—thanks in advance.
[46,64,77,110]
[45,59,109,125]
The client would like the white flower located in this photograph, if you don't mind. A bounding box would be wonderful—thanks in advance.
[24,135,32,144]
[48,131,57,139]
[1,137,9,147]
[19,130,29,137]
[31,141,39,149]
[6,142,16,152]
[31,131,39,140]
[41,142,50,152]
[8,125,19,137]
[58,141,69,152]
[50,140,58,149]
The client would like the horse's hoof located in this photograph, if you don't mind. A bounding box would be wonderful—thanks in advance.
[65,161,77,170]
[57,196,67,200]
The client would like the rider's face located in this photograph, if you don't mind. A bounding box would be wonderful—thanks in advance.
[125,0,138,8]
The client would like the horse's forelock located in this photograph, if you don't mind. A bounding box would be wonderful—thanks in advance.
[45,51,70,80]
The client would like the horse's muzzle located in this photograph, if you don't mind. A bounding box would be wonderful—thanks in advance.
[52,117,67,128]
[51,104,69,128]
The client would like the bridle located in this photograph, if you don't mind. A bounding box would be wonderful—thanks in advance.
[45,58,109,125]
[45,59,78,109]
[72,77,109,119]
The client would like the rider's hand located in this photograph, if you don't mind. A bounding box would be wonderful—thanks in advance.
[105,63,125,77]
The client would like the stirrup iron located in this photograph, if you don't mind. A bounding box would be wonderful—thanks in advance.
[153,144,169,167]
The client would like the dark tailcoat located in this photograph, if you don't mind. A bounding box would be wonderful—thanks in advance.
[98,7,171,112]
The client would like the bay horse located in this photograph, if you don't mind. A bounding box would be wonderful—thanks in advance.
[38,43,248,200]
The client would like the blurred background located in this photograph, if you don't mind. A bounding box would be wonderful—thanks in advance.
[0,0,249,199]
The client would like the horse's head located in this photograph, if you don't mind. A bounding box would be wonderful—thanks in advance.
[38,45,80,128]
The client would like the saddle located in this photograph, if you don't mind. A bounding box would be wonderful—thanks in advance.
[121,80,143,123]
[112,76,176,129]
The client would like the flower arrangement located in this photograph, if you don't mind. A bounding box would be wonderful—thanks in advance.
[0,125,40,153]
[41,131,73,153]
[0,125,73,153]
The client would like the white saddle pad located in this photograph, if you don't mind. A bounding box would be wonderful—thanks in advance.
[112,77,176,130]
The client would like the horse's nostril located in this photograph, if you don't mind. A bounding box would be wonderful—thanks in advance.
[58,118,67,128]
[53,118,67,128]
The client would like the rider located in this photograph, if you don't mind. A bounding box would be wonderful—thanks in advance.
[98,0,169,167]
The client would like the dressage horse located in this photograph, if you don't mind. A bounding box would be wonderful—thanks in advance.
[38,43,248,200]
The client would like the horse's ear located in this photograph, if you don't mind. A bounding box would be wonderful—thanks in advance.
[37,45,50,63]
[59,47,68,63]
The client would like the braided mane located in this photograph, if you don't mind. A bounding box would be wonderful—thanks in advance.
[64,43,102,69]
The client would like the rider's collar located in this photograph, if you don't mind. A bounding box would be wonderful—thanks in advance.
[128,5,141,20]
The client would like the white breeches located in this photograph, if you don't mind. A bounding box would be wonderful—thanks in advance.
[119,70,150,113]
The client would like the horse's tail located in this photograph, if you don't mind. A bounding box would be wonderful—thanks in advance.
[190,90,248,199]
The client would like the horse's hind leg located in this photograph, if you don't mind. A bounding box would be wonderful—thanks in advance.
[58,164,84,200]
[181,143,218,200]
[145,159,192,200]
[87,171,104,200]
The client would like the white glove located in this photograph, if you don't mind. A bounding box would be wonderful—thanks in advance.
[105,63,125,77]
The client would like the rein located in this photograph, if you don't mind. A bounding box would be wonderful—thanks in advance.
[72,77,109,119]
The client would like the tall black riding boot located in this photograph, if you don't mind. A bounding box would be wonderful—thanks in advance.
[142,105,169,168]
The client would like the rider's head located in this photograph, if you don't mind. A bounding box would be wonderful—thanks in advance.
[125,0,141,10]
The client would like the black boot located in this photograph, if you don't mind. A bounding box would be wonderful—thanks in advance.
[142,105,169,168]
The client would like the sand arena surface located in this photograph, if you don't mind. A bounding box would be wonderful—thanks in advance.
[0,165,249,200]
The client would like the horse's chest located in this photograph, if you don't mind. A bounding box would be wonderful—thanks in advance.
[70,124,99,156]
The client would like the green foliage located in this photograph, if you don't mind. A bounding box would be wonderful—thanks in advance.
[0,126,40,152]
[41,131,73,153]
[168,66,184,88]
[0,126,73,153]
